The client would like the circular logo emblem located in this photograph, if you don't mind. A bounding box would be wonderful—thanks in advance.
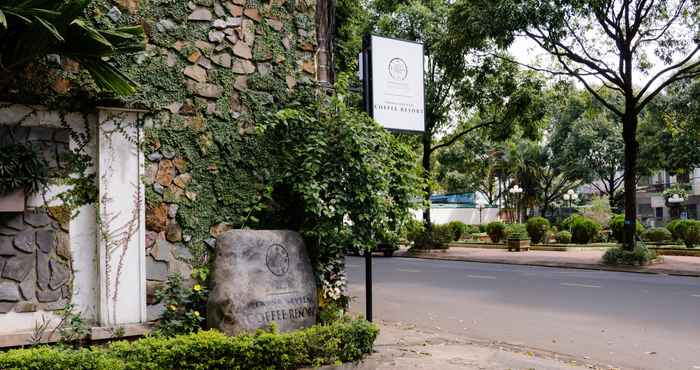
[388,58,408,81]
[266,244,290,277]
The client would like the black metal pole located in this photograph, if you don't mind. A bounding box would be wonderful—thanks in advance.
[361,34,373,322]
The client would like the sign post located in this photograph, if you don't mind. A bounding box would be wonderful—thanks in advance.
[360,35,425,322]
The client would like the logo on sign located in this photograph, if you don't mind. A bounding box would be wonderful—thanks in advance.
[266,244,290,277]
[388,58,408,81]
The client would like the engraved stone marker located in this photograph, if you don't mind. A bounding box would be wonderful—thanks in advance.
[208,230,318,334]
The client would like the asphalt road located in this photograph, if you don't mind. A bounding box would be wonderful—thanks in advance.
[346,256,700,370]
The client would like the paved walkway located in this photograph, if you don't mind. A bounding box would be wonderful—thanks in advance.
[396,246,700,277]
[324,321,613,370]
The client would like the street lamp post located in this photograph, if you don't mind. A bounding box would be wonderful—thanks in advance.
[562,189,578,217]
[509,185,523,223]
[476,199,486,225]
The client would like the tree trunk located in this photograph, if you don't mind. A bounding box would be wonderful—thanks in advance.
[422,133,432,230]
[622,113,639,251]
[608,175,617,210]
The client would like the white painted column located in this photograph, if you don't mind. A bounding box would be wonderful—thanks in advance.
[97,108,146,326]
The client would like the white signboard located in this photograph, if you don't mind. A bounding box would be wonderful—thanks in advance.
[370,35,425,132]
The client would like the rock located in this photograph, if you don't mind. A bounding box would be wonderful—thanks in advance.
[168,204,179,219]
[2,214,23,230]
[232,0,245,4]
[147,152,163,162]
[156,19,177,32]
[213,1,225,16]
[204,238,217,248]
[0,302,15,313]
[174,244,194,260]
[15,302,36,313]
[187,50,202,63]
[226,17,242,27]
[19,276,35,300]
[25,211,50,227]
[36,288,62,303]
[208,230,318,334]
[185,191,198,201]
[116,0,140,13]
[210,223,233,238]
[211,53,232,68]
[164,185,185,203]
[186,81,224,98]
[147,256,168,282]
[147,281,163,305]
[257,63,273,76]
[0,281,20,301]
[49,259,71,290]
[151,239,172,263]
[209,30,226,43]
[173,173,193,189]
[173,158,188,173]
[107,6,122,21]
[147,303,166,321]
[156,159,176,187]
[146,203,169,233]
[153,183,165,195]
[282,36,292,50]
[267,18,283,31]
[2,252,34,282]
[0,236,16,256]
[36,252,50,290]
[36,230,54,254]
[224,2,243,16]
[195,40,215,53]
[233,42,252,59]
[234,75,248,91]
[241,19,255,45]
[212,19,228,29]
[162,148,175,160]
[56,232,70,259]
[232,59,256,74]
[146,230,158,249]
[198,56,213,69]
[243,8,261,22]
[166,222,183,243]
[303,59,315,74]
[184,65,207,83]
[13,230,35,253]
[188,7,213,21]
[286,75,297,89]
[226,35,238,44]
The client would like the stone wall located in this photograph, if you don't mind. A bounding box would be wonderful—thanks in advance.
[0,209,72,314]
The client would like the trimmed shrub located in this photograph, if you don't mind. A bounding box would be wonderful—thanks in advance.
[570,216,601,244]
[666,219,684,240]
[413,224,453,249]
[609,215,644,243]
[642,227,672,243]
[602,245,657,266]
[555,231,572,244]
[446,221,468,241]
[526,217,550,244]
[485,221,507,243]
[680,220,700,248]
[478,224,487,233]
[404,218,425,242]
[0,319,378,370]
[506,223,529,240]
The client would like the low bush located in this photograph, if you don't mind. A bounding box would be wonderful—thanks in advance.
[665,219,684,241]
[680,220,700,248]
[0,319,378,370]
[485,221,507,243]
[609,215,644,243]
[555,231,572,244]
[403,218,425,243]
[412,224,453,249]
[506,223,529,240]
[526,217,550,244]
[446,221,468,241]
[569,216,601,244]
[642,227,672,243]
[602,245,657,266]
[478,224,487,233]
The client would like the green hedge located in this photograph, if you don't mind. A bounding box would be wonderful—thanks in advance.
[0,319,378,370]
[485,221,507,243]
[526,217,550,244]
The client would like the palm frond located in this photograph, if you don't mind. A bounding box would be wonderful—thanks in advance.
[79,57,140,96]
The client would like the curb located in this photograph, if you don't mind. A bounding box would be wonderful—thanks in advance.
[396,252,700,278]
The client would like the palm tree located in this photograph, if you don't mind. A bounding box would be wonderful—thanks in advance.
[0,0,145,95]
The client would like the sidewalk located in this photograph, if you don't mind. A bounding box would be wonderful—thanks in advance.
[324,321,614,370]
[396,246,700,277]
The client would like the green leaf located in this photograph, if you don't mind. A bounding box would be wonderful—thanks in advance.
[0,10,6,28]
[79,57,139,96]
[33,15,63,41]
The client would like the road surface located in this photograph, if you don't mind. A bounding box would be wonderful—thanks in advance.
[346,256,700,370]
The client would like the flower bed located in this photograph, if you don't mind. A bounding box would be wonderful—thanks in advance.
[0,319,378,370]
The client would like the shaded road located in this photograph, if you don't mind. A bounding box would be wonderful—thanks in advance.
[346,257,700,370]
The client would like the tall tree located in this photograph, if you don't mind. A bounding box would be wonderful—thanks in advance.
[450,0,700,250]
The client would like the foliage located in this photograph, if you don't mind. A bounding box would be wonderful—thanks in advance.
[581,195,614,226]
[485,221,507,243]
[563,215,601,244]
[506,223,529,240]
[526,217,550,244]
[666,219,686,241]
[602,246,657,266]
[668,220,700,248]
[555,231,572,244]
[403,218,425,242]
[642,227,673,243]
[0,143,49,195]
[446,220,468,241]
[153,273,207,337]
[0,318,378,370]
[53,303,90,347]
[0,0,146,95]
[412,223,453,249]
[609,215,644,244]
[662,184,690,203]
